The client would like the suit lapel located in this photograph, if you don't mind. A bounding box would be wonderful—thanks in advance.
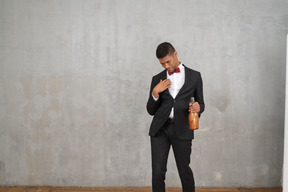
[175,65,190,99]
[158,70,172,97]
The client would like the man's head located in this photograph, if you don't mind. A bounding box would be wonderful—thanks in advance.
[156,42,175,59]
[156,42,180,73]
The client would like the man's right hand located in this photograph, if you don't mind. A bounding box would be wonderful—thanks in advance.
[152,79,171,99]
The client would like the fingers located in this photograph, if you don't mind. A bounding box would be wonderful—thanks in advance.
[163,79,171,87]
[189,102,200,113]
[153,79,171,96]
[160,79,171,85]
[158,79,171,90]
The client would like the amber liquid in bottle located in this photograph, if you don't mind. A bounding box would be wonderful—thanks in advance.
[189,97,199,130]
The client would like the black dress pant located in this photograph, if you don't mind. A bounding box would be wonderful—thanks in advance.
[151,122,195,192]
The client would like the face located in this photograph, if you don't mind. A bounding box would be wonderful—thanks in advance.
[158,51,180,73]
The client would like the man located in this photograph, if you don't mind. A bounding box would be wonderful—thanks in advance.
[146,42,205,192]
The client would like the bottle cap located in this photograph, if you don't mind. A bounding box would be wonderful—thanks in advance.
[191,97,195,102]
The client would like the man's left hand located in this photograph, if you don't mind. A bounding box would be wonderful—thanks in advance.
[189,102,200,113]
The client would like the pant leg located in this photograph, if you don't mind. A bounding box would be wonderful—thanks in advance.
[171,138,195,192]
[150,128,171,192]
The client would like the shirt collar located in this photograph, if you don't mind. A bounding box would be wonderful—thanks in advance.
[178,63,184,71]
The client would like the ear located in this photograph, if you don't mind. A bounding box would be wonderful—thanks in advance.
[174,51,178,57]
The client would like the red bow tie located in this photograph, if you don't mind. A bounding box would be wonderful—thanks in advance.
[168,67,180,76]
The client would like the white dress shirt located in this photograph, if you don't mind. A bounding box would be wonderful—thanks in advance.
[153,63,185,118]
[167,63,185,118]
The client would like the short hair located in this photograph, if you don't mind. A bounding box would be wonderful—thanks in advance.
[156,42,176,59]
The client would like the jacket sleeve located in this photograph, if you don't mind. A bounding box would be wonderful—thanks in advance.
[195,73,205,116]
[146,76,160,116]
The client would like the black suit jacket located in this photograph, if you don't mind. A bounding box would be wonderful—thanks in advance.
[146,65,205,140]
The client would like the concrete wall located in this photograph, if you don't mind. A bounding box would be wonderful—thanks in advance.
[283,35,288,192]
[0,0,287,188]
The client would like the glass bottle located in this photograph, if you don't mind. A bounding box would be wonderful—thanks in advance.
[188,97,199,130]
